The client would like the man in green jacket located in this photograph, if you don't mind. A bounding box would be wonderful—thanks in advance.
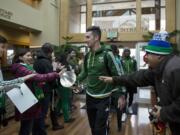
[77,26,125,135]
[121,48,137,114]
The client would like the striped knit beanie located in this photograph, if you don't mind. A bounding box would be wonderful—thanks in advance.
[145,31,172,55]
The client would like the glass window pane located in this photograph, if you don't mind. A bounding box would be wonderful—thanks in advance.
[141,0,166,32]
[81,5,86,12]
[81,13,86,33]
[69,0,86,33]
[161,7,166,30]
[141,0,155,31]
[92,0,136,33]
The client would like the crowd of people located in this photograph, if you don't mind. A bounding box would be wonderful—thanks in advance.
[1,25,180,135]
[0,35,78,135]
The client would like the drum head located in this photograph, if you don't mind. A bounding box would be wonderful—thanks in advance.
[60,71,76,87]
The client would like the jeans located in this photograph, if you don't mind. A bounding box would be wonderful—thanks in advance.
[19,117,47,135]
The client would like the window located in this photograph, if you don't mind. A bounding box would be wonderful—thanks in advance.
[80,5,87,33]
[69,0,87,33]
[92,0,136,33]
[141,0,166,31]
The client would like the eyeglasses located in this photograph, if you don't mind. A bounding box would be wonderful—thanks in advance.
[145,52,153,55]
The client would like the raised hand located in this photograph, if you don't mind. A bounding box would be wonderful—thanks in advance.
[151,105,161,120]
[57,64,65,71]
[70,85,81,94]
[58,68,67,76]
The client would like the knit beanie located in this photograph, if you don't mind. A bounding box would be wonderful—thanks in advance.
[145,31,172,55]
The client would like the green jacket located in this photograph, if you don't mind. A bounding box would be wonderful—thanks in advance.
[121,57,137,74]
[77,43,125,98]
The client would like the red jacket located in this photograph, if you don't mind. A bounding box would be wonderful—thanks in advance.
[11,63,59,120]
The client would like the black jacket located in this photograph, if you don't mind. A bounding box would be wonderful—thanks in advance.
[33,51,55,93]
[113,55,180,135]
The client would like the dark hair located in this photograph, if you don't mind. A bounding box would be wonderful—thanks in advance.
[66,48,75,54]
[0,35,7,44]
[86,26,101,40]
[41,42,53,54]
[111,45,119,55]
[56,53,68,65]
[111,45,118,52]
[123,47,130,53]
[12,48,30,64]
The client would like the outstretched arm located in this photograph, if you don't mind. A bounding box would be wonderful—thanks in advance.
[13,63,66,82]
[99,69,155,89]
[99,76,113,83]
[0,74,36,91]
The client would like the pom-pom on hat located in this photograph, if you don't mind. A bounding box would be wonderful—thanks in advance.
[145,31,173,55]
